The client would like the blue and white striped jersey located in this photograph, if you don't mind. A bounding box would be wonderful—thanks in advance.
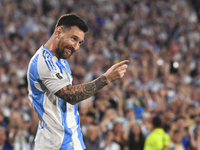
[27,45,86,150]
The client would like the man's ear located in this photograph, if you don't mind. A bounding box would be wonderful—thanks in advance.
[54,26,63,39]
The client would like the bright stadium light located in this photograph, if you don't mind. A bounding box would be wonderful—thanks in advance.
[173,62,179,68]
[157,59,164,66]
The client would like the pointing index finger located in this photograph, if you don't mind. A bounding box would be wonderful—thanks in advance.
[116,60,129,66]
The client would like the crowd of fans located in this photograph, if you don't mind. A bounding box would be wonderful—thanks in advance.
[0,0,200,149]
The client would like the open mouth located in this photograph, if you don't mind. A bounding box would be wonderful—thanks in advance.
[65,48,72,54]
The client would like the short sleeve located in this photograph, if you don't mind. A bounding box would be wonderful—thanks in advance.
[37,52,71,94]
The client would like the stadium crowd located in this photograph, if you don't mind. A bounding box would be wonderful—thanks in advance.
[0,0,200,149]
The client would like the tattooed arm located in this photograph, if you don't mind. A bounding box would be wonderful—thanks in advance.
[55,60,129,105]
[55,75,108,105]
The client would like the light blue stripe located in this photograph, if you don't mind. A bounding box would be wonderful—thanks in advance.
[56,61,63,74]
[44,51,52,70]
[46,52,54,71]
[59,99,74,149]
[74,104,86,149]
[41,46,56,71]
[28,54,45,125]
[42,51,51,71]
[64,60,71,74]
[65,70,71,82]
[45,51,54,71]
[63,60,71,82]
[42,45,54,56]
[50,57,56,70]
[56,60,71,82]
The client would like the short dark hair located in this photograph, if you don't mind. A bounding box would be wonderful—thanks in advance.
[55,13,89,33]
[152,115,162,128]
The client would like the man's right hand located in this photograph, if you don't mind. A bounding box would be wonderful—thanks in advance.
[103,60,129,83]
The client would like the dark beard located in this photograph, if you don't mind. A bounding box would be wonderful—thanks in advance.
[56,48,64,59]
[56,39,75,59]
[56,45,75,59]
[56,40,64,59]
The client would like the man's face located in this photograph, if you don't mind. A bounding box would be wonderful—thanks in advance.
[56,26,85,59]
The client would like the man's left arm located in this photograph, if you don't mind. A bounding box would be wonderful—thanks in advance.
[55,75,108,105]
[55,60,129,105]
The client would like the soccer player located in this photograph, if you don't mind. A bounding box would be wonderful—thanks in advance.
[27,14,128,150]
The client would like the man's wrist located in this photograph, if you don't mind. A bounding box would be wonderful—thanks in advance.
[102,75,110,84]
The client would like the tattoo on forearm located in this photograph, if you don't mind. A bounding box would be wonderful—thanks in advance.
[55,75,108,105]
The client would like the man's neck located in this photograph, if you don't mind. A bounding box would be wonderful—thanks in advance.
[44,36,57,57]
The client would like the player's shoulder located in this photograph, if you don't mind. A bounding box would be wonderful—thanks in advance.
[35,46,56,62]
[32,45,53,61]
[29,46,55,68]
[37,46,58,72]
[30,46,47,59]
[41,46,54,57]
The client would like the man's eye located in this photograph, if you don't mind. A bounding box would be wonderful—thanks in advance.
[72,37,76,41]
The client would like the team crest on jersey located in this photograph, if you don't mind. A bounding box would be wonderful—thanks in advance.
[56,73,63,79]
[52,72,65,82]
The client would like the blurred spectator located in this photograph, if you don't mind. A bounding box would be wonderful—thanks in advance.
[112,122,126,149]
[171,116,187,131]
[168,130,185,150]
[126,91,144,120]
[190,123,200,150]
[100,130,121,150]
[0,126,13,150]
[169,116,189,147]
[140,112,152,137]
[100,107,117,132]
[122,109,136,138]
[144,115,170,150]
[127,124,145,150]
[0,111,7,128]
[163,107,176,133]
[83,124,101,150]
[6,110,31,150]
